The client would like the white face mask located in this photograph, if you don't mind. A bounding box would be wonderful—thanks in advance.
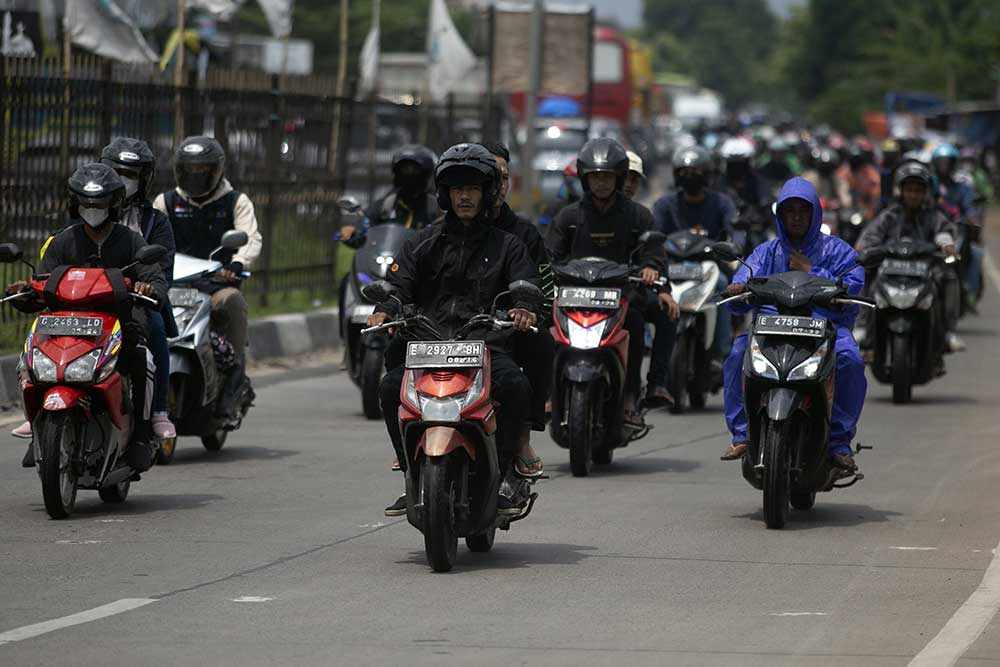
[80,207,109,228]
[121,176,139,199]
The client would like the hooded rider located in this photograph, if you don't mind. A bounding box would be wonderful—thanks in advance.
[720,177,866,473]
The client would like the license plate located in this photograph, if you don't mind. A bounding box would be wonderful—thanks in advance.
[882,258,929,277]
[406,341,486,369]
[350,304,376,323]
[754,315,827,338]
[34,315,103,337]
[557,287,621,309]
[668,262,703,281]
[168,287,201,307]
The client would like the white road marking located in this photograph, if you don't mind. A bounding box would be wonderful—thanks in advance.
[769,612,828,617]
[890,546,938,551]
[96,519,125,523]
[359,522,386,529]
[231,596,273,603]
[55,540,103,545]
[909,535,1000,666]
[982,250,1000,297]
[0,598,156,646]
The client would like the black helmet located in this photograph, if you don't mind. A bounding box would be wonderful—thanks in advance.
[672,145,711,173]
[67,162,126,227]
[101,137,156,204]
[894,161,932,192]
[392,144,437,193]
[434,143,501,214]
[577,138,629,192]
[174,136,225,199]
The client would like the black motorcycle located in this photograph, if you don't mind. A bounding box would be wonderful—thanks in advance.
[338,198,417,418]
[715,242,875,529]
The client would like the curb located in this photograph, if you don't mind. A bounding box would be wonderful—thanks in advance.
[0,309,341,405]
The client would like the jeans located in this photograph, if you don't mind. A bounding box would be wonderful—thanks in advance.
[647,308,675,388]
[711,273,732,356]
[510,327,555,431]
[148,311,170,414]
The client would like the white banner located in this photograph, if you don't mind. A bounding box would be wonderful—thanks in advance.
[257,0,293,38]
[358,25,380,96]
[426,0,475,102]
[64,0,158,64]
[187,0,246,21]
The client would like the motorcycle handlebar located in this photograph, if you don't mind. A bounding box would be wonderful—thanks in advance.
[628,275,669,287]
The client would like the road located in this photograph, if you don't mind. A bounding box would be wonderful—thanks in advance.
[3,252,1000,666]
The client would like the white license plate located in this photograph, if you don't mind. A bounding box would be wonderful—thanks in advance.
[882,259,929,277]
[558,286,621,309]
[405,341,485,369]
[35,315,103,337]
[754,315,827,338]
[668,262,703,282]
[168,287,201,307]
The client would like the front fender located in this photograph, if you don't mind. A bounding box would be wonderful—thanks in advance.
[764,387,804,421]
[563,359,606,383]
[417,426,477,461]
[42,386,87,412]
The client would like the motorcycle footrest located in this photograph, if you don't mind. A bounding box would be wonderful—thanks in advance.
[506,492,539,525]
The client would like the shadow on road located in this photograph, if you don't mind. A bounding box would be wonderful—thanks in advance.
[871,394,976,406]
[167,445,299,465]
[398,542,598,571]
[734,502,903,530]
[547,457,701,478]
[39,493,225,517]
[957,326,996,338]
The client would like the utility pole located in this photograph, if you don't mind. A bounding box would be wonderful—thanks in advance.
[329,0,349,177]
[174,0,186,143]
[519,0,543,218]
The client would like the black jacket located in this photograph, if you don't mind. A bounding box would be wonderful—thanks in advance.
[546,193,665,272]
[375,214,540,346]
[370,190,441,229]
[859,203,956,249]
[494,203,554,314]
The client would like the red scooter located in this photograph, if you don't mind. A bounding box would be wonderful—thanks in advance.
[0,242,165,519]
[361,279,544,572]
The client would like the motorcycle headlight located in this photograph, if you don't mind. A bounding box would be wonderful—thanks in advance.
[884,283,919,309]
[65,349,102,383]
[31,348,57,383]
[567,318,606,350]
[749,336,779,380]
[414,370,485,422]
[788,341,829,381]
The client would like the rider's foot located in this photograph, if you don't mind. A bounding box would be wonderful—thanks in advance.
[643,385,675,409]
[721,442,748,461]
[513,427,543,477]
[11,420,31,439]
[623,409,646,428]
[384,494,407,517]
[152,413,176,440]
[946,332,967,353]
[830,452,858,472]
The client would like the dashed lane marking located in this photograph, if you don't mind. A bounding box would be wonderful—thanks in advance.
[0,598,156,646]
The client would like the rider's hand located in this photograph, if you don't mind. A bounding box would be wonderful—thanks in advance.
[658,293,680,321]
[367,312,389,328]
[133,282,155,297]
[508,308,537,332]
[340,225,356,241]
[789,250,813,272]
[943,245,959,257]
[725,283,748,296]
[5,280,29,297]
[640,267,660,286]
[218,269,239,283]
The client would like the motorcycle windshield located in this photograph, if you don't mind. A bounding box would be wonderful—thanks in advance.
[553,257,631,286]
[173,254,223,282]
[354,224,417,282]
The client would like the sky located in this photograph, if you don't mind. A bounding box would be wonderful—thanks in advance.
[547,0,806,30]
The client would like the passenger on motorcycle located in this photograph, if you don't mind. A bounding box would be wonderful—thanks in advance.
[8,163,167,472]
[651,146,736,399]
[857,162,963,357]
[546,138,675,423]
[933,143,984,310]
[720,177,866,473]
[154,136,262,425]
[367,143,541,517]
[623,150,646,200]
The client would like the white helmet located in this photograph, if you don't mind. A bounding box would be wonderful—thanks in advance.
[719,137,756,161]
[626,150,645,178]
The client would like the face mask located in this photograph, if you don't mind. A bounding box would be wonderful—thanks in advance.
[678,172,705,194]
[121,175,140,199]
[80,207,110,228]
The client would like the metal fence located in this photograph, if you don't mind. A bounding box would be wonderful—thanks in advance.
[0,53,504,347]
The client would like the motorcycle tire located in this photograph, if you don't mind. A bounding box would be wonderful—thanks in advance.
[99,478,131,504]
[762,420,790,530]
[790,490,816,511]
[891,334,912,405]
[360,348,383,420]
[466,526,496,553]
[568,383,594,477]
[39,413,78,520]
[422,456,459,572]
[670,334,690,414]
[201,430,228,451]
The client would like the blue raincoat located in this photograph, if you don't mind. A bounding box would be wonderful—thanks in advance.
[723,177,867,455]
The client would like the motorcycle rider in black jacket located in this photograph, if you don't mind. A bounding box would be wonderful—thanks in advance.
[367,143,542,517]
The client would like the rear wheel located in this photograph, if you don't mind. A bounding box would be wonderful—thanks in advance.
[465,526,496,553]
[422,456,459,572]
[39,413,78,520]
[201,430,228,451]
[98,479,131,504]
[790,490,816,511]
[568,383,594,477]
[361,348,384,420]
[762,420,790,529]
[670,334,690,414]
[891,334,912,404]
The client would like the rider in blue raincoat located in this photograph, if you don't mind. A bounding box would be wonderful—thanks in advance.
[720,177,866,472]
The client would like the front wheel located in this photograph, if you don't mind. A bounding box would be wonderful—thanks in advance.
[568,383,594,477]
[360,347,384,420]
[762,420,790,529]
[422,456,459,572]
[38,414,78,520]
[891,334,912,404]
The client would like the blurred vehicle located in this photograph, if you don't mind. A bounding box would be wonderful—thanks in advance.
[532,122,589,201]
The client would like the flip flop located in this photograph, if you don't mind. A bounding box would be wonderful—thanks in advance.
[514,454,544,478]
[391,458,401,471]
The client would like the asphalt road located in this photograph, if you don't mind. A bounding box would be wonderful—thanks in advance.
[4,247,1000,666]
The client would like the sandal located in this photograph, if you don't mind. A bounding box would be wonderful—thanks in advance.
[514,454,544,478]
[391,458,401,472]
[720,442,748,461]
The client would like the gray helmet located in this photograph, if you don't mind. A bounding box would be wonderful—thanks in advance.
[894,161,932,192]
[174,136,226,198]
[672,145,711,173]
[101,137,156,203]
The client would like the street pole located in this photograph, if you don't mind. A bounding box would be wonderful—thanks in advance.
[60,23,71,178]
[519,0,543,218]
[174,0,186,143]
[329,0,349,177]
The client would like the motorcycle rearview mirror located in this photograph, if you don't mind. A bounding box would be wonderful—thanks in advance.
[508,280,544,306]
[710,241,740,262]
[221,230,249,249]
[855,247,886,269]
[136,244,167,265]
[638,230,667,246]
[0,243,23,264]
[361,279,396,303]
[338,196,362,214]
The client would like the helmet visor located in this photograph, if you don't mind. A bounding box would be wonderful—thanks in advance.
[176,163,220,197]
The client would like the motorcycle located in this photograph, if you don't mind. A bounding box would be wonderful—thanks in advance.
[0,242,166,519]
[715,241,876,529]
[338,197,417,418]
[864,239,950,404]
[163,230,254,461]
[361,279,545,572]
[549,231,667,477]
[665,230,724,412]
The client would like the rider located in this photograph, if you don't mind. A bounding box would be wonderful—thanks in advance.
[153,136,263,423]
[481,140,554,477]
[623,150,646,200]
[932,143,984,310]
[718,137,764,218]
[720,177,866,473]
[366,143,541,517]
[651,145,736,399]
[878,138,903,210]
[547,138,675,423]
[836,142,881,221]
[8,163,167,471]
[857,161,963,356]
